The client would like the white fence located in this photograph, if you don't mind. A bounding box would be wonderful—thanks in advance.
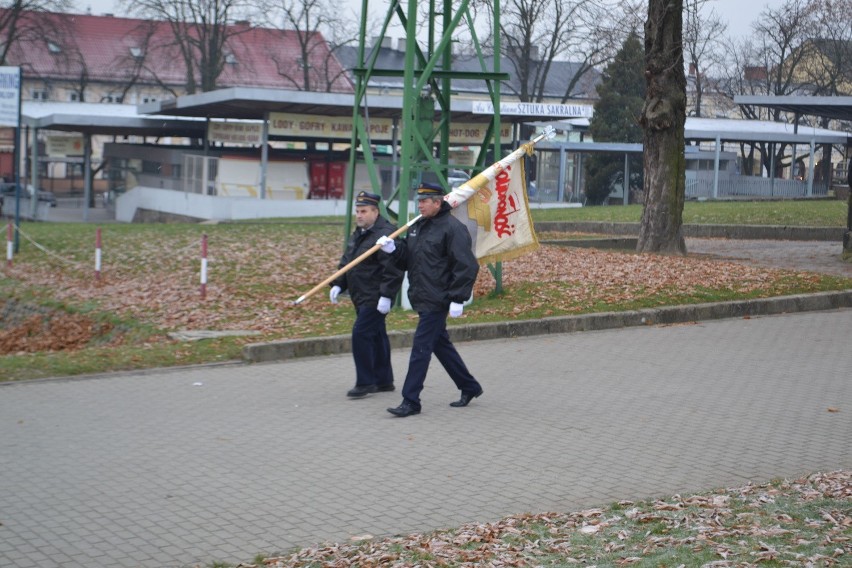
[685,176,829,199]
[115,186,347,223]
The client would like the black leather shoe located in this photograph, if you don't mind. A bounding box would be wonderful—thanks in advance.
[376,383,396,392]
[449,388,483,407]
[347,385,378,398]
[387,402,420,417]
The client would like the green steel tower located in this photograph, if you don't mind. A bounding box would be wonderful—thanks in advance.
[345,0,507,231]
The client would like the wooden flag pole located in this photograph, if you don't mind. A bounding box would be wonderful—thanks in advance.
[293,126,556,306]
[292,214,422,305]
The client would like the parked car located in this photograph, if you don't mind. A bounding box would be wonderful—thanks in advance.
[447,169,471,189]
[0,183,57,207]
[0,182,17,197]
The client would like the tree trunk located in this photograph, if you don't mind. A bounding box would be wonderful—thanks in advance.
[637,0,687,255]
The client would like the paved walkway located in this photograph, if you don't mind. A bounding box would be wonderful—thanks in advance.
[2,309,851,567]
[687,237,852,278]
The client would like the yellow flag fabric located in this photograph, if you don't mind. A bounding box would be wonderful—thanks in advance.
[451,158,539,265]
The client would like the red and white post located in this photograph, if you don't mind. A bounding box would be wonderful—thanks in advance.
[200,234,208,299]
[95,227,102,281]
[6,222,12,267]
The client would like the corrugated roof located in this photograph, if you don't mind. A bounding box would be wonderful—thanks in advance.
[22,101,207,137]
[686,116,850,143]
[735,95,852,124]
[335,45,599,100]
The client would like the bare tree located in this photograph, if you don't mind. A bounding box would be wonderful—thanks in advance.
[475,0,625,103]
[65,43,91,102]
[637,0,687,254]
[106,22,173,102]
[804,0,852,185]
[558,0,632,103]
[718,0,819,177]
[719,0,815,122]
[0,0,71,65]
[799,0,852,98]
[259,0,355,92]
[683,0,726,117]
[123,0,253,94]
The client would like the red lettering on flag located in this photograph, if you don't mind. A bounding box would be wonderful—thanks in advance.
[493,167,520,238]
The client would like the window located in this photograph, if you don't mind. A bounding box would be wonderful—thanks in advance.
[142,96,157,103]
[103,94,123,103]
[47,41,62,54]
[130,47,143,59]
[31,89,49,101]
[68,163,84,178]
[225,53,237,64]
[69,92,80,102]
[141,160,161,175]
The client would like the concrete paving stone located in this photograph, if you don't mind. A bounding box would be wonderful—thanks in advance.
[157,545,184,556]
[46,554,74,565]
[116,556,145,568]
[129,549,156,561]
[18,551,49,565]
[2,309,851,568]
[12,544,38,556]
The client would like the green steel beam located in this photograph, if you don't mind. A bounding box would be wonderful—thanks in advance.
[347,0,505,253]
[351,68,509,81]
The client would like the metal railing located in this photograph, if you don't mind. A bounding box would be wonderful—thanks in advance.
[686,176,829,199]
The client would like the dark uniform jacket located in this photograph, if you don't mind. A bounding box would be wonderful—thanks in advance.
[393,201,479,312]
[332,215,403,307]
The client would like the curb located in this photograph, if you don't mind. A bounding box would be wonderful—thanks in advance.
[242,290,852,363]
[534,221,843,241]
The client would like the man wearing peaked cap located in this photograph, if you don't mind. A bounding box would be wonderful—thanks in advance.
[329,190,403,398]
[355,191,381,207]
[374,180,483,417]
[415,182,445,199]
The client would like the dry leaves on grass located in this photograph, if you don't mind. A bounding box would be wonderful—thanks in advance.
[242,471,850,567]
[4,237,825,337]
[0,312,115,354]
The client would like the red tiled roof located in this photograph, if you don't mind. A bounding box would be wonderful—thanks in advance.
[3,10,353,93]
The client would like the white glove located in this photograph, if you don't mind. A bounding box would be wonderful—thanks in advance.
[329,285,341,304]
[377,296,392,314]
[376,235,396,253]
[449,302,464,318]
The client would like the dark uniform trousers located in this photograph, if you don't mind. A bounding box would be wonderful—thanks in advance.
[401,310,481,410]
[352,304,393,388]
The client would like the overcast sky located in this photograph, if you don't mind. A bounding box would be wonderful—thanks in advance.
[73,0,781,43]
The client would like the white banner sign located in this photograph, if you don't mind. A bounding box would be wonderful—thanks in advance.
[447,123,512,144]
[471,100,593,118]
[208,121,264,144]
[269,112,394,139]
[0,66,21,128]
[46,136,85,157]
[210,114,516,144]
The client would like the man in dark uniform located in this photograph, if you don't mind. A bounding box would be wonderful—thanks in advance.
[330,191,403,398]
[376,182,483,417]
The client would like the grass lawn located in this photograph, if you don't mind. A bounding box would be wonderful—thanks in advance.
[532,199,847,226]
[1,199,850,381]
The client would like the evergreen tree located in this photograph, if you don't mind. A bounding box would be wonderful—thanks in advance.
[584,33,646,205]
